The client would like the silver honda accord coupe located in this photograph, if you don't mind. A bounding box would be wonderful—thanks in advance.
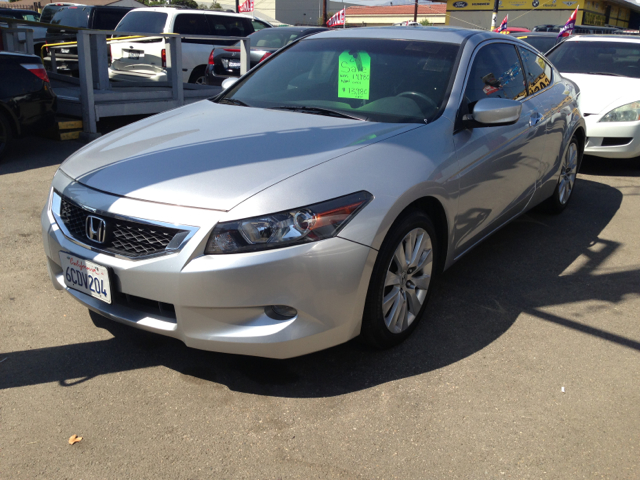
[42,27,585,358]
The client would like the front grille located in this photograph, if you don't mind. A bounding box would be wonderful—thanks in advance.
[59,196,187,258]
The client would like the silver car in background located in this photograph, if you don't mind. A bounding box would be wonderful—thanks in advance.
[41,27,585,358]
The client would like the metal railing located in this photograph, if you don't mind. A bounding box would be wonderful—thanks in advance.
[0,24,34,54]
[47,29,250,135]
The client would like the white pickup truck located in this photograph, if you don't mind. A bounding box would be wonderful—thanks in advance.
[108,7,270,84]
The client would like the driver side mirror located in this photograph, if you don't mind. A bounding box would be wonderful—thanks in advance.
[463,98,522,128]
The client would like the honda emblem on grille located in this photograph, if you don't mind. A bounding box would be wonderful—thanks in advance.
[85,215,107,243]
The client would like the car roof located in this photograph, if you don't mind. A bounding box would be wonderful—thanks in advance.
[138,7,253,19]
[0,8,38,14]
[563,34,640,43]
[510,31,558,37]
[306,26,502,45]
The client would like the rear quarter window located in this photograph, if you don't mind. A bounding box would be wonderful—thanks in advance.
[173,13,210,35]
[115,11,168,34]
[93,8,131,30]
[49,6,91,28]
[207,15,254,37]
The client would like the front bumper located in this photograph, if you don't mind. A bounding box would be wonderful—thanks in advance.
[584,114,640,159]
[41,179,376,359]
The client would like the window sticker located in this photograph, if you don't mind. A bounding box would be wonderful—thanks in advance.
[338,51,371,100]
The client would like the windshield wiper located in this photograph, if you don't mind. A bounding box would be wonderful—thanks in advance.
[218,98,251,107]
[268,106,366,121]
[584,72,627,77]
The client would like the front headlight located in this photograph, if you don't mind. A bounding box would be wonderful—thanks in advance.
[205,191,373,254]
[600,101,640,122]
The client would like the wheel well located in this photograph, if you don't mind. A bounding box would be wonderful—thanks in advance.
[188,65,207,83]
[401,196,449,274]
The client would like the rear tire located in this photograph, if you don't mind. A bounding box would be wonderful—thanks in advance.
[360,210,439,349]
[188,66,207,85]
[0,111,13,161]
[542,136,580,214]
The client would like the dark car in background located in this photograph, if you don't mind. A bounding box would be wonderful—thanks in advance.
[0,52,56,159]
[44,5,133,75]
[205,26,327,86]
[509,32,562,54]
[0,8,40,22]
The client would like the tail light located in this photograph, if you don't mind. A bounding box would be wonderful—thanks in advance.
[161,48,166,68]
[223,48,241,52]
[21,64,50,83]
[259,52,272,63]
[208,48,215,65]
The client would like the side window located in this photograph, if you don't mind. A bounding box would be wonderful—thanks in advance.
[518,47,553,95]
[252,20,268,31]
[173,14,209,35]
[208,16,253,37]
[464,43,527,106]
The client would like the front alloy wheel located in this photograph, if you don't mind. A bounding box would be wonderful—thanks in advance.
[382,228,433,334]
[361,210,438,348]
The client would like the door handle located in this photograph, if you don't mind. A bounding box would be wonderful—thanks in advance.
[529,112,543,127]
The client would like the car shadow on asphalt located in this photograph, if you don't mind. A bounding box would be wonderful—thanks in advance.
[581,155,640,177]
[2,177,639,397]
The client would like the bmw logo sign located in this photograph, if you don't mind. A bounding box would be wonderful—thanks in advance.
[532,0,539,6]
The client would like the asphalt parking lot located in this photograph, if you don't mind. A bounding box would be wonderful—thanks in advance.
[1,136,639,479]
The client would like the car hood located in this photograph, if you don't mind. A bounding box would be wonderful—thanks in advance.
[562,73,640,115]
[60,100,416,211]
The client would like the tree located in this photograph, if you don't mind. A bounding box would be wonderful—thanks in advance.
[171,0,199,9]
[419,18,432,26]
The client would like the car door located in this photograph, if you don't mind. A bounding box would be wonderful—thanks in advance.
[453,41,544,257]
[518,45,566,186]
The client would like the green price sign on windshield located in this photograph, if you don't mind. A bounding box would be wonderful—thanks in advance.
[338,51,371,100]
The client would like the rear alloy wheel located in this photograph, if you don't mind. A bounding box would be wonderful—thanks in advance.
[188,66,207,85]
[544,138,580,213]
[361,211,438,348]
[0,112,13,160]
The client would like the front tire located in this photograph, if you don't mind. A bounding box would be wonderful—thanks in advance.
[543,137,580,214]
[360,210,438,349]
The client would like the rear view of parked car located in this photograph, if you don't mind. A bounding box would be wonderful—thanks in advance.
[44,5,133,75]
[109,8,263,85]
[0,52,56,159]
[205,26,327,86]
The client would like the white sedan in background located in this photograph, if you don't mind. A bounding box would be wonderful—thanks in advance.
[547,35,640,158]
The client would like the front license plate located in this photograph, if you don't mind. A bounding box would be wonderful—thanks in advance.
[124,49,144,59]
[59,252,112,304]
[228,60,241,69]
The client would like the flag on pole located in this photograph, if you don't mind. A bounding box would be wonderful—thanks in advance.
[558,7,578,38]
[327,9,345,27]
[497,14,508,33]
[238,0,254,13]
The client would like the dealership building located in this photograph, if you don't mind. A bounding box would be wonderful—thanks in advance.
[445,0,640,30]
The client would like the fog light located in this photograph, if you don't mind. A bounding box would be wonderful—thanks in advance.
[265,305,297,320]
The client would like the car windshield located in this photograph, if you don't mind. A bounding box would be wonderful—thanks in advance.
[218,38,459,124]
[518,35,558,54]
[115,11,167,33]
[547,41,640,78]
[246,28,312,49]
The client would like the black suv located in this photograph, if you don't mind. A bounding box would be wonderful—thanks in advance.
[45,5,133,75]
